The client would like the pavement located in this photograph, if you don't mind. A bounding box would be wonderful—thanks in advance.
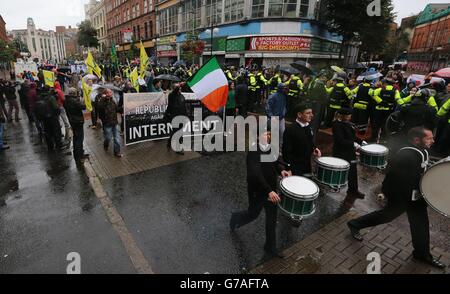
[1,107,449,274]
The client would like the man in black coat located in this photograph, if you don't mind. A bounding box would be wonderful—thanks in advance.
[230,132,291,258]
[235,76,248,117]
[166,84,187,155]
[347,127,446,269]
[332,108,365,199]
[283,103,322,176]
[64,88,88,164]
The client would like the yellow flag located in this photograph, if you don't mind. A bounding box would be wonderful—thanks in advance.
[43,70,55,87]
[140,41,149,79]
[85,51,102,79]
[130,67,140,92]
[82,78,93,112]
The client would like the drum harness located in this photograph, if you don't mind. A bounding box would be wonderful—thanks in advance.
[397,147,429,201]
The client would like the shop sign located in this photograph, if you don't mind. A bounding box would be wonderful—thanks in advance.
[158,50,177,58]
[159,35,177,46]
[249,36,311,52]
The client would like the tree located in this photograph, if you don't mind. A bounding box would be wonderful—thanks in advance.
[181,29,204,65]
[0,40,15,64]
[12,37,29,53]
[320,0,395,63]
[77,20,99,48]
[126,37,140,62]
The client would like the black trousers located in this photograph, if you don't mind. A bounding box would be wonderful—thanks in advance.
[371,110,392,142]
[43,117,62,150]
[349,197,431,258]
[352,109,370,131]
[91,101,98,126]
[310,103,326,135]
[348,162,358,192]
[71,122,84,161]
[232,185,278,250]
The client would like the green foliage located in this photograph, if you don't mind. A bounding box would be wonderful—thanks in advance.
[0,40,16,63]
[321,0,395,54]
[77,20,99,48]
[126,37,140,61]
[12,37,29,53]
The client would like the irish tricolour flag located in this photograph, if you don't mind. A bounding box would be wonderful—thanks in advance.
[187,57,229,113]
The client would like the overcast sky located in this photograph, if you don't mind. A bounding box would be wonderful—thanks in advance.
[1,0,449,31]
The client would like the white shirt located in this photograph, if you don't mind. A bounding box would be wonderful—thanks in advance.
[296,119,309,128]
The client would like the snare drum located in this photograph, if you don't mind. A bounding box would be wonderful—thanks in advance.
[279,176,319,220]
[420,160,450,218]
[314,157,350,189]
[359,144,389,169]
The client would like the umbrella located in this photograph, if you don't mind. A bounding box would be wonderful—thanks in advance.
[279,66,300,76]
[83,74,99,81]
[290,61,314,75]
[346,63,367,70]
[155,74,181,82]
[433,68,450,78]
[331,66,345,73]
[97,84,122,92]
[357,69,383,82]
[173,60,187,67]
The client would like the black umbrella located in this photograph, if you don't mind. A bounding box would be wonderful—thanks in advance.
[290,61,314,75]
[155,74,182,82]
[346,63,367,70]
[279,66,300,76]
[173,60,186,67]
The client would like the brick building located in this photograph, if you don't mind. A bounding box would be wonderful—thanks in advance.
[55,26,81,58]
[0,15,7,42]
[408,3,450,73]
[105,0,157,57]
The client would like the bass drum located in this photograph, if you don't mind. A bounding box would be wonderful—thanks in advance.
[420,159,450,218]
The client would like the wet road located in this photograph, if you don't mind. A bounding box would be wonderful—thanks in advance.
[0,119,134,274]
[103,152,346,274]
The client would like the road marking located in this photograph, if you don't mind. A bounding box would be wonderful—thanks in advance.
[84,160,154,274]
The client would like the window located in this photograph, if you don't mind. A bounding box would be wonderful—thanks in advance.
[144,0,148,13]
[224,0,244,23]
[137,3,140,16]
[137,25,141,39]
[160,5,178,35]
[299,0,309,18]
[145,22,149,39]
[206,0,223,25]
[268,0,283,17]
[181,0,201,31]
[32,38,36,52]
[252,0,265,18]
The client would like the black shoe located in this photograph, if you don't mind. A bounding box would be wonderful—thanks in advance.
[0,145,10,151]
[229,214,238,232]
[82,153,90,159]
[104,144,109,152]
[348,190,365,199]
[264,245,285,258]
[176,151,185,156]
[413,255,447,269]
[347,222,364,242]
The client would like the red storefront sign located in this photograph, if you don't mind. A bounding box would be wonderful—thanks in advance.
[249,36,311,52]
[157,50,177,58]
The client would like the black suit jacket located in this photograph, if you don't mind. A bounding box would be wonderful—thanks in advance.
[283,122,315,174]
[247,147,283,198]
[332,120,362,162]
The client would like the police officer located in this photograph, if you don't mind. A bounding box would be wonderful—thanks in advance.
[435,98,450,157]
[324,75,353,128]
[351,78,374,133]
[305,70,329,135]
[230,131,292,258]
[256,69,269,106]
[247,69,258,112]
[370,78,402,142]
[398,89,437,134]
[268,70,283,95]
[285,74,303,118]
[347,127,446,270]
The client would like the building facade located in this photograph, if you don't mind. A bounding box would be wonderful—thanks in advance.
[56,26,81,58]
[154,0,342,66]
[88,0,109,52]
[105,0,157,56]
[408,4,450,73]
[10,18,67,64]
[0,15,7,42]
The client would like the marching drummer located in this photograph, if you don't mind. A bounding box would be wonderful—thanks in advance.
[347,127,446,269]
[283,103,322,176]
[230,131,292,258]
[332,108,367,199]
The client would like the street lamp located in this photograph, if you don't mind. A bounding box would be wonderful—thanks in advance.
[152,36,161,65]
[205,27,220,58]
